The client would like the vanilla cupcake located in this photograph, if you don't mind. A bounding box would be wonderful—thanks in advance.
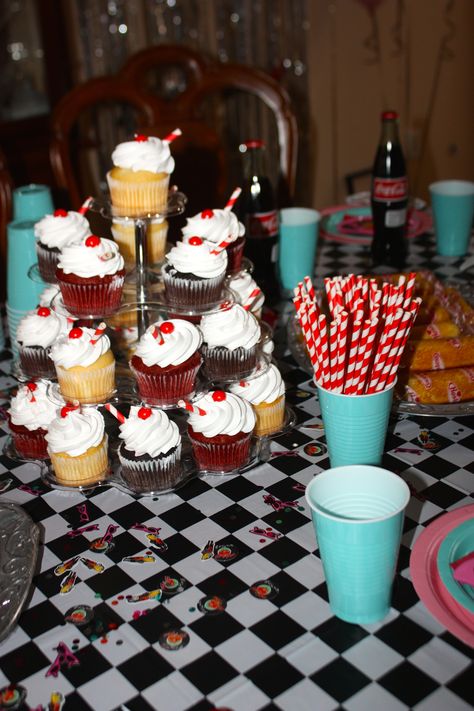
[111,217,168,265]
[199,303,261,380]
[230,364,286,436]
[56,235,125,318]
[182,208,245,273]
[8,381,63,460]
[228,271,265,319]
[46,406,108,486]
[35,209,90,283]
[107,134,176,217]
[118,406,182,492]
[16,306,69,379]
[50,326,115,405]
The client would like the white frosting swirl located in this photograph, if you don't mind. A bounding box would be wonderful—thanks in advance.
[165,239,227,279]
[200,304,261,350]
[111,136,175,174]
[50,327,111,369]
[182,209,244,245]
[187,391,255,437]
[9,381,62,431]
[46,408,105,456]
[229,364,285,405]
[35,211,90,250]
[58,237,124,278]
[119,406,180,457]
[17,309,69,348]
[229,272,265,312]
[38,284,60,307]
[135,319,202,368]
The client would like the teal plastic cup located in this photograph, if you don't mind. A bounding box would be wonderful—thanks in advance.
[317,381,394,467]
[306,465,410,623]
[6,303,30,358]
[7,220,46,311]
[12,184,54,222]
[278,208,320,292]
[429,180,474,257]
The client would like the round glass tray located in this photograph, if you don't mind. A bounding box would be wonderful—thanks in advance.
[28,263,52,285]
[88,189,187,221]
[51,291,122,322]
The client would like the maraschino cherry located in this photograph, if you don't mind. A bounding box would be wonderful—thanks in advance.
[85,235,101,248]
[188,236,203,246]
[212,391,226,402]
[37,307,51,317]
[135,134,148,142]
[138,407,152,420]
[69,327,83,339]
[201,209,214,219]
[61,405,77,418]
[54,209,68,217]
[159,321,175,334]
[26,382,37,392]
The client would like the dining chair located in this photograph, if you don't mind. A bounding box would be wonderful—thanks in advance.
[0,147,14,301]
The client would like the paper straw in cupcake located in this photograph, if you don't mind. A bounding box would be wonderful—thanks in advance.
[162,128,182,144]
[104,402,126,424]
[242,288,263,312]
[79,196,94,215]
[177,399,207,416]
[224,187,242,211]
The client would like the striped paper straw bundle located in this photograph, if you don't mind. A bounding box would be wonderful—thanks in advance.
[293,273,421,394]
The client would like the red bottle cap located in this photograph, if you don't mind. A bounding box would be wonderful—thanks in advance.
[381,111,398,120]
[242,139,265,149]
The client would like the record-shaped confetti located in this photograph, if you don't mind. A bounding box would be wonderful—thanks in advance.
[197,595,227,615]
[213,543,238,562]
[89,537,114,554]
[158,629,190,651]
[303,442,327,457]
[0,684,26,710]
[250,580,279,600]
[64,605,94,627]
[159,575,185,595]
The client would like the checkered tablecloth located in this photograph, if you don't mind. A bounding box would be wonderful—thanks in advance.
[0,233,472,711]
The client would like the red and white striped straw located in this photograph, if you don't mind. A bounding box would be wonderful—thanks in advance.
[307,302,323,383]
[149,324,164,345]
[383,298,421,390]
[335,311,349,393]
[346,319,370,394]
[366,308,404,393]
[303,276,316,302]
[329,319,338,389]
[79,196,93,215]
[224,187,242,211]
[402,272,417,309]
[104,403,126,424]
[318,314,330,385]
[344,319,362,394]
[298,307,317,377]
[163,128,182,143]
[177,399,207,416]
[243,288,262,311]
[355,317,379,394]
[90,322,107,345]
[210,239,233,254]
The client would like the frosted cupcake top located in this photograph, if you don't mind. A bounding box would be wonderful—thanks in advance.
[9,381,62,431]
[46,406,105,457]
[119,406,180,457]
[200,303,261,350]
[135,319,202,368]
[165,237,227,279]
[50,326,111,369]
[38,284,60,308]
[182,208,244,245]
[35,209,90,250]
[17,307,69,348]
[111,135,175,174]
[229,364,285,405]
[229,271,265,312]
[58,235,124,278]
[186,390,255,437]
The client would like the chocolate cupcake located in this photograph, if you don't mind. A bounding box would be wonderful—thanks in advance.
[35,209,90,283]
[16,306,69,379]
[182,207,245,274]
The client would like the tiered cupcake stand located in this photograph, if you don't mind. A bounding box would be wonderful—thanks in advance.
[7,190,295,497]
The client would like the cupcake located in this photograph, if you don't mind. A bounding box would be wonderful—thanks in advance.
[186,390,256,472]
[229,363,286,436]
[8,381,63,459]
[50,326,115,405]
[118,406,182,492]
[199,303,261,380]
[35,209,91,283]
[130,319,202,407]
[182,208,245,273]
[107,134,176,217]
[56,235,125,317]
[162,237,227,309]
[111,217,168,266]
[228,271,265,319]
[16,306,69,379]
[46,405,109,486]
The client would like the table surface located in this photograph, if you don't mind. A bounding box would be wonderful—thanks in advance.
[0,233,473,711]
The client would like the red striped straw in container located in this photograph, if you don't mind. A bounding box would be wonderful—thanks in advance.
[293,273,421,395]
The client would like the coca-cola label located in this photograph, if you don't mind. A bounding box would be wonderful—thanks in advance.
[372,177,408,202]
[247,210,278,239]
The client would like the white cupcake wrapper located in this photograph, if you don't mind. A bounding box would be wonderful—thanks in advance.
[107,172,170,217]
[56,361,115,405]
[49,436,109,485]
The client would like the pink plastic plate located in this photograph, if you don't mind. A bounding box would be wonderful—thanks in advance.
[319,204,432,245]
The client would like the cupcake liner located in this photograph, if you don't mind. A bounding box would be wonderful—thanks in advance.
[111,220,168,265]
[130,354,202,407]
[188,430,253,472]
[19,346,56,380]
[201,344,259,380]
[253,394,286,436]
[226,237,246,274]
[36,243,60,284]
[57,272,125,318]
[118,441,182,492]
[162,268,226,309]
[56,360,115,405]
[49,436,109,486]
[107,171,170,217]
[11,429,49,460]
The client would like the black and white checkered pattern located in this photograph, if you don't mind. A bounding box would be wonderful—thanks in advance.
[0,234,472,711]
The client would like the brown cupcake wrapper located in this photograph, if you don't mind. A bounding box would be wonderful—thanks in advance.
[162,269,226,310]
[118,442,182,492]
[36,243,60,284]
[201,344,259,380]
[19,346,56,380]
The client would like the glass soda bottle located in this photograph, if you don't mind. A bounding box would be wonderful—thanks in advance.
[237,139,280,304]
[371,111,408,269]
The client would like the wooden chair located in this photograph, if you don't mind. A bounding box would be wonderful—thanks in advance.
[0,148,14,301]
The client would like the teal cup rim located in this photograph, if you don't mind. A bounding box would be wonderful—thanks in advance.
[305,465,410,524]
[315,379,396,399]
[279,207,321,226]
[429,180,474,197]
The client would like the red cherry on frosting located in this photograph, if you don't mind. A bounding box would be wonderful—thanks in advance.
[85,235,101,247]
[188,236,203,246]
[26,382,37,392]
[159,321,174,334]
[61,405,77,418]
[69,327,83,339]
[135,134,148,142]
[138,407,152,420]
[212,390,226,402]
[54,209,68,217]
[201,209,214,219]
[37,307,51,317]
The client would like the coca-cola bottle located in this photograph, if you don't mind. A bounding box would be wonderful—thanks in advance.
[371,111,408,269]
[237,139,280,304]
